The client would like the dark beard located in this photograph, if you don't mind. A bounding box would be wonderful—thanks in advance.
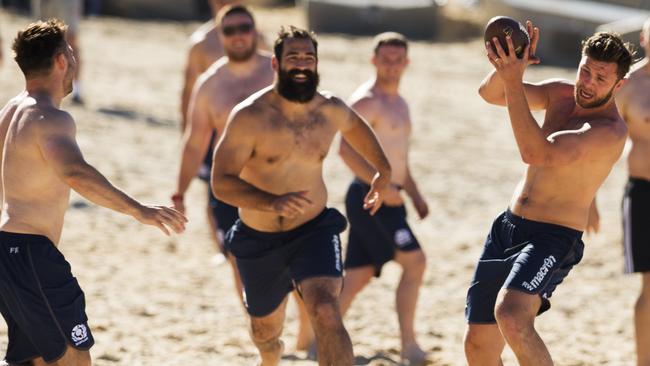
[276,68,319,103]
[226,47,255,62]
[226,39,257,62]
[575,82,616,109]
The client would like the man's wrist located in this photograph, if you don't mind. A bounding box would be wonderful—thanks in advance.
[171,193,184,202]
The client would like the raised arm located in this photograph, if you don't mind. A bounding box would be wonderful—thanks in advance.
[39,112,186,235]
[211,108,312,218]
[479,21,550,110]
[488,30,626,166]
[173,77,215,211]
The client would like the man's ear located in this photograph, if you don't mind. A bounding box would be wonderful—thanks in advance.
[272,55,278,72]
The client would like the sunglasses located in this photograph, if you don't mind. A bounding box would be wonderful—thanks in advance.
[222,23,254,37]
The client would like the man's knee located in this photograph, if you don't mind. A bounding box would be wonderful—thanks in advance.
[494,298,533,340]
[398,249,426,274]
[304,291,343,330]
[250,318,283,346]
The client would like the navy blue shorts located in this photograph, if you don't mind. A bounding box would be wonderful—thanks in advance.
[0,232,94,363]
[623,177,650,273]
[197,132,216,182]
[466,210,584,323]
[344,179,420,277]
[226,208,347,317]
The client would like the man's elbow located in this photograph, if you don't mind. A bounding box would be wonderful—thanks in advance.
[478,85,504,105]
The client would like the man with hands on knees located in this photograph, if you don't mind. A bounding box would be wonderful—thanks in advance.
[464,21,632,365]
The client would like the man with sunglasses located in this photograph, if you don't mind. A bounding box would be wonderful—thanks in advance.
[172,4,272,301]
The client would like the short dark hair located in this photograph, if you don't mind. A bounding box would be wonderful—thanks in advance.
[581,32,635,79]
[274,26,318,61]
[373,32,408,54]
[216,4,255,27]
[12,19,68,78]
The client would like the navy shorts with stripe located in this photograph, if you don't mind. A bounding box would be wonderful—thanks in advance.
[465,210,584,323]
[0,231,94,363]
[226,208,347,317]
[344,179,420,277]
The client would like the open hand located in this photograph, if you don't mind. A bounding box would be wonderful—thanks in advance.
[135,205,188,235]
[272,191,314,218]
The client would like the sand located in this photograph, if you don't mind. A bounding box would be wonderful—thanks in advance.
[0,5,638,365]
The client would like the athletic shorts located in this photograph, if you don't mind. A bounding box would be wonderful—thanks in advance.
[465,210,584,324]
[208,191,238,248]
[0,232,94,363]
[623,177,650,273]
[31,0,82,33]
[344,179,420,277]
[226,208,347,317]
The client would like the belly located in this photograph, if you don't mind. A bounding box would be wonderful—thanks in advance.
[628,142,650,181]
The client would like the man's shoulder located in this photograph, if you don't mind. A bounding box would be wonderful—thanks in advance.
[195,58,230,93]
[231,87,275,118]
[189,21,217,45]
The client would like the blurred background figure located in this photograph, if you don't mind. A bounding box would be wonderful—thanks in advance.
[31,0,84,103]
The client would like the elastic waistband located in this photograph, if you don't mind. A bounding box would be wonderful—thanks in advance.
[505,210,583,237]
[0,231,53,245]
[237,209,329,239]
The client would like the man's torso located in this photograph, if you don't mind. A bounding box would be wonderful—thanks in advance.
[510,84,625,230]
[0,94,71,243]
[620,65,650,181]
[238,90,344,232]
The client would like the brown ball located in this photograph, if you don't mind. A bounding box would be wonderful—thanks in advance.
[484,16,530,59]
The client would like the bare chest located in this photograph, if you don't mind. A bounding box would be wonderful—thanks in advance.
[252,111,337,166]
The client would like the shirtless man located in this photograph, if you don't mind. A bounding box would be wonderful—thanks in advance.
[615,18,650,366]
[172,4,272,299]
[337,32,429,365]
[31,0,84,103]
[0,20,186,366]
[212,26,392,366]
[180,0,237,133]
[464,23,632,365]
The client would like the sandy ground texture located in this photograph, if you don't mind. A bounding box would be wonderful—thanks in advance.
[0,4,640,365]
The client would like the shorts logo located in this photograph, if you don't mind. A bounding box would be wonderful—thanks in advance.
[394,229,413,247]
[9,247,19,254]
[332,235,341,272]
[521,255,557,292]
[71,324,89,346]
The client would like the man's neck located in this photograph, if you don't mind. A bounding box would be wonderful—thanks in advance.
[372,77,400,97]
[227,53,259,76]
[25,79,63,107]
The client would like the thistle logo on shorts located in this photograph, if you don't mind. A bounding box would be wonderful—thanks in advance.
[394,229,413,247]
[332,235,341,272]
[521,255,557,291]
[71,324,89,346]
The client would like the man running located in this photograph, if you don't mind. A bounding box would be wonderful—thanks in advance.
[172,4,272,299]
[0,20,186,366]
[338,31,429,365]
[615,17,650,366]
[465,23,632,365]
[212,26,392,366]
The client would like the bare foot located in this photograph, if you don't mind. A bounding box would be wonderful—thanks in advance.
[401,344,429,366]
[258,339,284,366]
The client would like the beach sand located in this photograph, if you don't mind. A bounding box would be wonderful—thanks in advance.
[0,5,637,365]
